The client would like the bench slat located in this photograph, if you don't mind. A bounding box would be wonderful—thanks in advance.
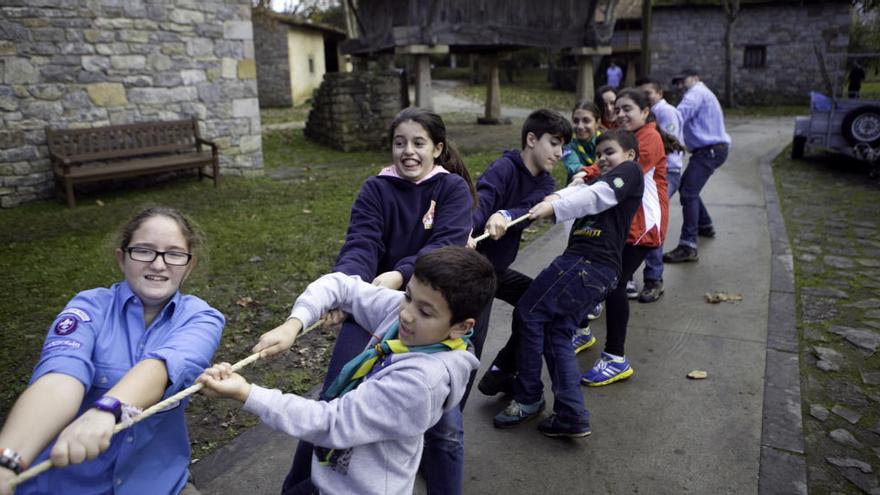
[59,151,214,181]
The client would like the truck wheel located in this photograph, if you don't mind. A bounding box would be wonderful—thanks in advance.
[791,136,806,159]
[842,106,880,147]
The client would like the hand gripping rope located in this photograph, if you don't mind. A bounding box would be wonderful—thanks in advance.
[9,319,325,489]
[9,212,533,489]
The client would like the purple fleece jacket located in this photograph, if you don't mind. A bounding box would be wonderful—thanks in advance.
[473,150,555,273]
[334,170,473,284]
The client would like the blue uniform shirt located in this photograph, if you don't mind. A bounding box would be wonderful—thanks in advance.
[19,281,224,495]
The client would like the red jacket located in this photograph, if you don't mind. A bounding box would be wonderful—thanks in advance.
[627,122,669,247]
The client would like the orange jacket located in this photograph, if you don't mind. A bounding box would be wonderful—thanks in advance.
[627,122,669,247]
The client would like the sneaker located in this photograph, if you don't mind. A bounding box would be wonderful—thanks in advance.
[586,302,603,320]
[538,414,592,438]
[571,326,596,354]
[493,398,545,428]
[698,225,716,238]
[625,280,638,299]
[478,368,516,397]
[638,279,664,303]
[580,352,634,387]
[662,245,699,263]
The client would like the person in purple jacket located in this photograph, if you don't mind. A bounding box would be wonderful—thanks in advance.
[282,107,476,495]
[470,109,571,399]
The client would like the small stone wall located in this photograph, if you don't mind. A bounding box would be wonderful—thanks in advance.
[650,3,850,105]
[253,15,292,108]
[304,71,402,151]
[0,0,263,207]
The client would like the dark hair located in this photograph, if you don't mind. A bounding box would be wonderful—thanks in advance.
[119,207,203,261]
[571,100,602,122]
[596,129,640,162]
[389,107,476,203]
[615,88,685,154]
[521,109,573,148]
[635,77,663,95]
[412,246,497,325]
[594,85,617,106]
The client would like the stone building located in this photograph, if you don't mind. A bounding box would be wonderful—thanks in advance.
[650,0,851,104]
[253,11,347,107]
[605,0,851,104]
[0,0,263,207]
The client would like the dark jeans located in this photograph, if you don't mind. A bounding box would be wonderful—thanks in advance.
[284,316,468,495]
[513,254,617,425]
[643,169,681,282]
[678,144,728,249]
[476,268,534,375]
[604,245,651,356]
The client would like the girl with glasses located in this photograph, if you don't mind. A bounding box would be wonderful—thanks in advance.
[0,207,224,495]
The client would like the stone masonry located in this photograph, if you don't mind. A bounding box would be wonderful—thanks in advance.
[0,0,264,208]
[650,2,850,104]
[304,71,401,151]
[253,14,291,108]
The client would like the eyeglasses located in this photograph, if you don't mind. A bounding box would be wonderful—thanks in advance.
[125,247,192,266]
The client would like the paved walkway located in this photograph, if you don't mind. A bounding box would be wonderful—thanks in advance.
[193,94,795,492]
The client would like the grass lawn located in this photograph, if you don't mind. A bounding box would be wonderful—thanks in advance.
[0,127,565,460]
[448,69,576,113]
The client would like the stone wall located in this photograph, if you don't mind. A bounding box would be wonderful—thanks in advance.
[253,16,292,108]
[0,0,263,207]
[650,3,851,104]
[304,71,402,151]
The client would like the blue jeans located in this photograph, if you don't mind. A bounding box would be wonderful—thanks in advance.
[678,144,728,248]
[513,254,617,425]
[285,318,465,495]
[643,169,681,281]
[421,407,463,495]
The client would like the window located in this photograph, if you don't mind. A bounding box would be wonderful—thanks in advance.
[743,45,766,69]
[308,55,315,74]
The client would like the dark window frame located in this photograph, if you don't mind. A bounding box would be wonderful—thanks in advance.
[743,45,767,69]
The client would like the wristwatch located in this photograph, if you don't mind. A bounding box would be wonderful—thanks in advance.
[91,396,122,422]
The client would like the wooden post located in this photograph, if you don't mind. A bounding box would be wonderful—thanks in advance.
[477,54,511,124]
[569,46,612,103]
[640,0,652,77]
[625,59,637,87]
[395,45,449,111]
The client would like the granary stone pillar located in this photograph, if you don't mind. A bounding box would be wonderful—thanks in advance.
[570,46,612,103]
[477,53,511,125]
[396,44,449,110]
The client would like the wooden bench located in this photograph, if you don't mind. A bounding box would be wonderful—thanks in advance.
[47,118,219,208]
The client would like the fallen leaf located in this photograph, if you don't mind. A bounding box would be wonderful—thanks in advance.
[235,296,254,307]
[687,370,708,379]
[95,199,105,207]
[303,209,312,214]
[705,292,743,303]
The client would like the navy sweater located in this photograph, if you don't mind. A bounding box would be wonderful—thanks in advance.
[473,150,555,273]
[334,170,473,284]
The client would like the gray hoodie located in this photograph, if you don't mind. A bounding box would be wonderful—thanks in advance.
[243,273,479,494]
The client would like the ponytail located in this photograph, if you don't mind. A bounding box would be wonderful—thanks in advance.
[437,140,476,206]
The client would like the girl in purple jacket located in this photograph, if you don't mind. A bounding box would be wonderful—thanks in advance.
[284,107,475,495]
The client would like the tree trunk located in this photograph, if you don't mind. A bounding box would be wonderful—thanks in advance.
[722,0,740,108]
[640,0,652,78]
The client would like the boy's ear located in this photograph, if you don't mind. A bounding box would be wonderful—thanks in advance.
[625,149,637,161]
[525,131,537,148]
[448,318,475,340]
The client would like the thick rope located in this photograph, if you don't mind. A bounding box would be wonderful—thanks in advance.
[9,319,324,489]
[471,212,531,243]
[10,215,532,488]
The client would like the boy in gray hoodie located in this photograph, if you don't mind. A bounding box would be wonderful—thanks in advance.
[199,246,496,495]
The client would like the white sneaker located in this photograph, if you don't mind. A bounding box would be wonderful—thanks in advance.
[625,280,638,299]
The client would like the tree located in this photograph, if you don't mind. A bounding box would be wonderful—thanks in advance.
[722,0,740,107]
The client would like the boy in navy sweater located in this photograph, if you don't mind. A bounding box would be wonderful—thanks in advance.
[470,109,571,400]
[493,129,644,437]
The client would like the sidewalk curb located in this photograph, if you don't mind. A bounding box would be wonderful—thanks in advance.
[757,148,808,495]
